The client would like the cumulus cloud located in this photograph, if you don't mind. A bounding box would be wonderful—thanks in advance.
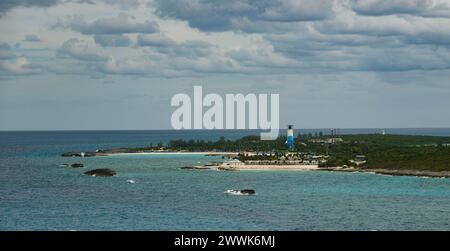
[0,0,59,16]
[136,34,177,47]
[258,8,450,73]
[359,45,450,71]
[0,50,16,60]
[0,56,40,75]
[102,0,140,9]
[225,46,297,69]
[100,56,155,75]
[170,57,242,74]
[61,13,159,35]
[3,0,450,131]
[94,34,131,47]
[154,0,333,32]
[23,34,41,42]
[0,41,42,75]
[135,34,246,74]
[0,0,139,17]
[260,0,333,22]
[137,34,212,59]
[314,10,450,45]
[4,0,450,78]
[0,43,10,49]
[351,0,450,17]
[58,38,108,61]
[61,0,141,9]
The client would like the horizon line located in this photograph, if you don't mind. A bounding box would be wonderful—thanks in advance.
[1,127,450,132]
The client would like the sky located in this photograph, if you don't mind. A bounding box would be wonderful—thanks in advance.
[1,0,450,130]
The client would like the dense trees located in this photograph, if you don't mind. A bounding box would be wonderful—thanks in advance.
[168,134,450,171]
[169,135,287,152]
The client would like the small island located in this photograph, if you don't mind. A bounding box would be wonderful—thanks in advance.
[62,133,450,178]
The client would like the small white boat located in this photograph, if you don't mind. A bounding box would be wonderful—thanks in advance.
[224,189,256,196]
[224,190,242,195]
[126,179,136,184]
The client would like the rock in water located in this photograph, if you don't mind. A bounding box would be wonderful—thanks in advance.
[84,168,116,177]
[60,163,84,168]
[61,152,95,157]
[179,166,211,170]
[240,189,256,195]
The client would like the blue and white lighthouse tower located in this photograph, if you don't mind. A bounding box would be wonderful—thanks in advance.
[286,125,294,150]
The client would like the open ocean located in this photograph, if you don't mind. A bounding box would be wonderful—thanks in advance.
[1,129,450,230]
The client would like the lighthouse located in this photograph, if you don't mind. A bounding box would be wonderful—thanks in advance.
[286,125,294,150]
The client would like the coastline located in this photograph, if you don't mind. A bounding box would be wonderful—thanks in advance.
[62,150,450,178]
[339,168,450,178]
[102,151,239,156]
[208,163,450,178]
[62,150,239,157]
[218,164,320,171]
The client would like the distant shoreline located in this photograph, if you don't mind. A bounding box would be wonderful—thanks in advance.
[218,164,320,171]
[62,149,239,158]
[103,151,239,156]
[61,132,450,178]
[211,163,450,178]
[62,150,450,178]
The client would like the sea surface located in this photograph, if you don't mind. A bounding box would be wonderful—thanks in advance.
[1,129,450,230]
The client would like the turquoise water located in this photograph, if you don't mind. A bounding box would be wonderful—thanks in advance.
[1,130,450,230]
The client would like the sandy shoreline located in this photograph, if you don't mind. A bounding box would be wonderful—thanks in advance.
[220,164,320,171]
[207,164,450,178]
[103,151,239,156]
[64,150,450,178]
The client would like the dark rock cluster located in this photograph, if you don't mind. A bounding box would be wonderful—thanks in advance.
[84,168,117,177]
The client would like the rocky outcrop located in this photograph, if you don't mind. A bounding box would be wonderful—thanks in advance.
[61,152,96,157]
[84,168,116,177]
[366,169,450,178]
[240,189,256,195]
[61,163,84,168]
[179,166,212,170]
[318,167,450,178]
[218,166,238,171]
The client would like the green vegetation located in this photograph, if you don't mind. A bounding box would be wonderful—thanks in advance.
[169,135,287,152]
[313,134,450,171]
[169,134,450,171]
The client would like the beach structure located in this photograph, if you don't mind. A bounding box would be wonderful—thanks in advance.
[310,138,343,144]
[287,125,294,149]
[222,158,244,167]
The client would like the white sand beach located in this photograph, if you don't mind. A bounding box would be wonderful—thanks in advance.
[218,164,320,171]
[104,151,239,156]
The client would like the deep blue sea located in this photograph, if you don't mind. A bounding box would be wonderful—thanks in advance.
[1,129,450,230]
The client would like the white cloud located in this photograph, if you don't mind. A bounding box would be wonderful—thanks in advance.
[0,50,16,59]
[101,56,155,75]
[23,34,41,42]
[0,56,40,75]
[2,0,450,77]
[60,13,159,35]
[94,34,131,47]
[0,0,59,16]
[351,0,450,17]
[58,38,108,61]
[153,0,333,32]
